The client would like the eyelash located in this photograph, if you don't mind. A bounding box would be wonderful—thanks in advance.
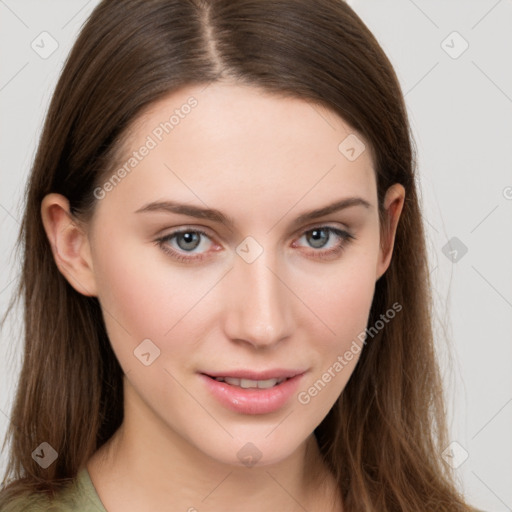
[154,226,356,263]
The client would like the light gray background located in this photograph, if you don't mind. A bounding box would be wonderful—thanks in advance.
[1,1,511,510]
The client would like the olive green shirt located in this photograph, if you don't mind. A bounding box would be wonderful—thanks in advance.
[0,467,107,512]
[1,470,486,511]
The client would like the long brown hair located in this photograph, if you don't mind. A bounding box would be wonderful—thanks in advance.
[1,0,473,509]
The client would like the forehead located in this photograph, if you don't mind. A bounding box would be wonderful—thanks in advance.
[99,81,376,220]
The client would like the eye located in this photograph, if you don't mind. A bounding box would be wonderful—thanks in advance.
[155,228,215,263]
[155,225,356,263]
[293,226,355,260]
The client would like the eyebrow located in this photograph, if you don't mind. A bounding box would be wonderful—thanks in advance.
[135,196,371,231]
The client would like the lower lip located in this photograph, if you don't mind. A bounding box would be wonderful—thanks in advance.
[199,373,306,415]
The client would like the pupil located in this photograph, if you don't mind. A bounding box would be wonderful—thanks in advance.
[309,229,328,248]
[178,232,200,251]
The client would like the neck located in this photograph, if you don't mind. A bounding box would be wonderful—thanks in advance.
[87,380,342,511]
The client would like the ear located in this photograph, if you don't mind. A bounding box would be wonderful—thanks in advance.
[41,193,97,296]
[375,183,406,281]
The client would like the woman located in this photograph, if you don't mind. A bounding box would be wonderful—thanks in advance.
[0,0,479,510]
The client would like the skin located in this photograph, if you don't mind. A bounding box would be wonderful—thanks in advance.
[41,81,405,511]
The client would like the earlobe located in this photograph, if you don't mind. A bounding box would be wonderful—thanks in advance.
[40,193,97,297]
[376,184,405,281]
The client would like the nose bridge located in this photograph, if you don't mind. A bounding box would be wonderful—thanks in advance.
[224,243,293,348]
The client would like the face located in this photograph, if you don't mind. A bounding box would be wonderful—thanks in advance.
[67,82,402,467]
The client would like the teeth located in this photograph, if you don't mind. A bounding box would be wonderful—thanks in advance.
[215,377,286,389]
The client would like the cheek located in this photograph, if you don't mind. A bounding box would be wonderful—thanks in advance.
[298,252,378,349]
[294,253,378,402]
[91,220,379,372]
[90,231,188,359]
[90,227,227,375]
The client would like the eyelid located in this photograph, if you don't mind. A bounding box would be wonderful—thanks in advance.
[293,220,351,237]
[155,222,355,263]
[156,221,351,244]
[155,224,214,238]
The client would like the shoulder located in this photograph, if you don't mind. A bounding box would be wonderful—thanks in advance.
[0,492,53,511]
[0,467,106,512]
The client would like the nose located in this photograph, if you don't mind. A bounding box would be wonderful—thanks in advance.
[222,248,294,349]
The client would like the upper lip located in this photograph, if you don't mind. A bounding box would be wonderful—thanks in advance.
[201,368,308,380]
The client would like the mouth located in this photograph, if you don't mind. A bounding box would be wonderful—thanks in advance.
[199,370,307,415]
[199,370,306,414]
[205,375,291,389]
